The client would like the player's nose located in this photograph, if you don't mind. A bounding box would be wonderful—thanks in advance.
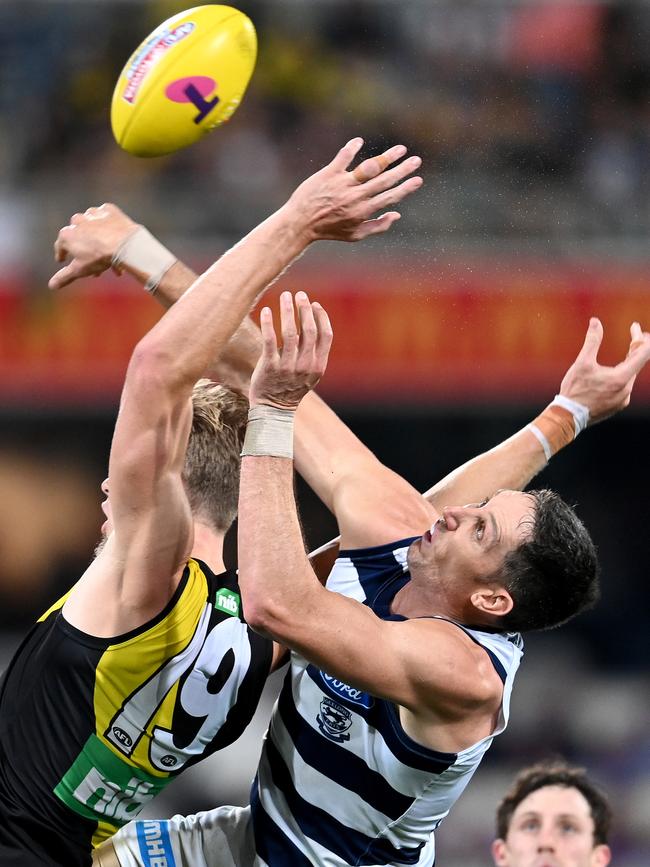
[536,828,557,852]
[101,477,109,496]
[441,506,467,530]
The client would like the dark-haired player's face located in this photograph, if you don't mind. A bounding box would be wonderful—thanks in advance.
[491,785,611,867]
[409,490,534,591]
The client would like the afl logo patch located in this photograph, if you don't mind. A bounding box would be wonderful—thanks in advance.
[160,754,177,768]
[111,727,133,748]
[317,697,352,742]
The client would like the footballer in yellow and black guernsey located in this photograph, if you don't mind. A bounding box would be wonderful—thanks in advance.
[0,558,272,866]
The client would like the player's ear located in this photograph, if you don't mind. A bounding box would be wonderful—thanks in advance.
[491,838,508,866]
[592,843,612,867]
[470,587,513,618]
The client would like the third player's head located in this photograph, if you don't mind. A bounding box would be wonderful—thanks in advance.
[492,761,612,867]
[101,380,248,539]
[182,379,249,532]
[408,488,599,632]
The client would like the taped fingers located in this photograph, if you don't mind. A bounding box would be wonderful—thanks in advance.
[352,144,407,183]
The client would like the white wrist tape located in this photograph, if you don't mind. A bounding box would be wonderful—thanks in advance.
[112,225,178,293]
[526,393,590,463]
[527,423,553,462]
[551,394,590,435]
[241,405,295,459]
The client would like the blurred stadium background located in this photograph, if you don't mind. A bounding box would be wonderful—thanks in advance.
[1,1,649,864]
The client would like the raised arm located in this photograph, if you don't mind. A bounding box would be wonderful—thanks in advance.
[291,316,650,550]
[238,293,503,750]
[58,139,424,636]
[52,208,650,554]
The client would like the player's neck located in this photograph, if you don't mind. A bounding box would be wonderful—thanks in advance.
[391,579,458,620]
[190,521,227,575]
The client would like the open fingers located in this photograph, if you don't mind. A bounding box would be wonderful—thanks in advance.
[628,321,644,353]
[352,144,407,184]
[279,290,299,358]
[295,291,318,358]
[363,176,424,218]
[312,302,333,369]
[615,329,650,380]
[53,233,68,264]
[359,154,422,197]
[348,211,402,241]
[48,261,83,291]
[330,137,365,172]
[574,317,604,365]
[259,306,279,363]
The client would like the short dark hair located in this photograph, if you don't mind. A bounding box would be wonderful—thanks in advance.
[497,489,600,632]
[496,760,612,845]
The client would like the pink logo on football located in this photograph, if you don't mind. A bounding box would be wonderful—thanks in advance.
[165,76,217,103]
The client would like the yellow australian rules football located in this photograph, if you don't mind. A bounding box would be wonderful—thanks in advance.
[111,5,257,157]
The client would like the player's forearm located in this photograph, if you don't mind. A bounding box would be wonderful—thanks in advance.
[423,427,546,509]
[238,456,320,633]
[294,392,377,511]
[120,237,263,387]
[134,205,309,392]
[146,260,199,309]
[424,397,589,508]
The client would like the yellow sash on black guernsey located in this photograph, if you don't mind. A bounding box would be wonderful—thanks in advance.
[51,559,229,845]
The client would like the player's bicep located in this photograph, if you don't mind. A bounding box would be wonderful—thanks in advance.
[332,465,436,549]
[255,588,488,715]
[295,394,436,545]
[107,372,195,583]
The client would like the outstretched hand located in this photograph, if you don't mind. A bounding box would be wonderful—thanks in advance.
[560,317,650,423]
[249,291,333,410]
[288,137,423,243]
[49,203,138,291]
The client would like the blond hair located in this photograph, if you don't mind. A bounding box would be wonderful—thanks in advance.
[182,379,249,531]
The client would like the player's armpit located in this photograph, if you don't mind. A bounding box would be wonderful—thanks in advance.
[308,537,341,585]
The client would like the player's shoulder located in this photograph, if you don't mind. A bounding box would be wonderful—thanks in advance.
[63,540,189,636]
[399,617,505,707]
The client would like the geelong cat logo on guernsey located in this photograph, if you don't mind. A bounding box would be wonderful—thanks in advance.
[317,697,352,742]
[319,671,374,708]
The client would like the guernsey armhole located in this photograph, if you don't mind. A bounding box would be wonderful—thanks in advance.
[58,564,193,649]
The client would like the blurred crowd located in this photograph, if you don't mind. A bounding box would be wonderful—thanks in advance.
[3,0,650,262]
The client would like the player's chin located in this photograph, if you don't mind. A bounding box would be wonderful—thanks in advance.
[406,538,422,562]
[94,531,109,558]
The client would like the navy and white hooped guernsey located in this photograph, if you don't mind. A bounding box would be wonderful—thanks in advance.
[251,537,524,867]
